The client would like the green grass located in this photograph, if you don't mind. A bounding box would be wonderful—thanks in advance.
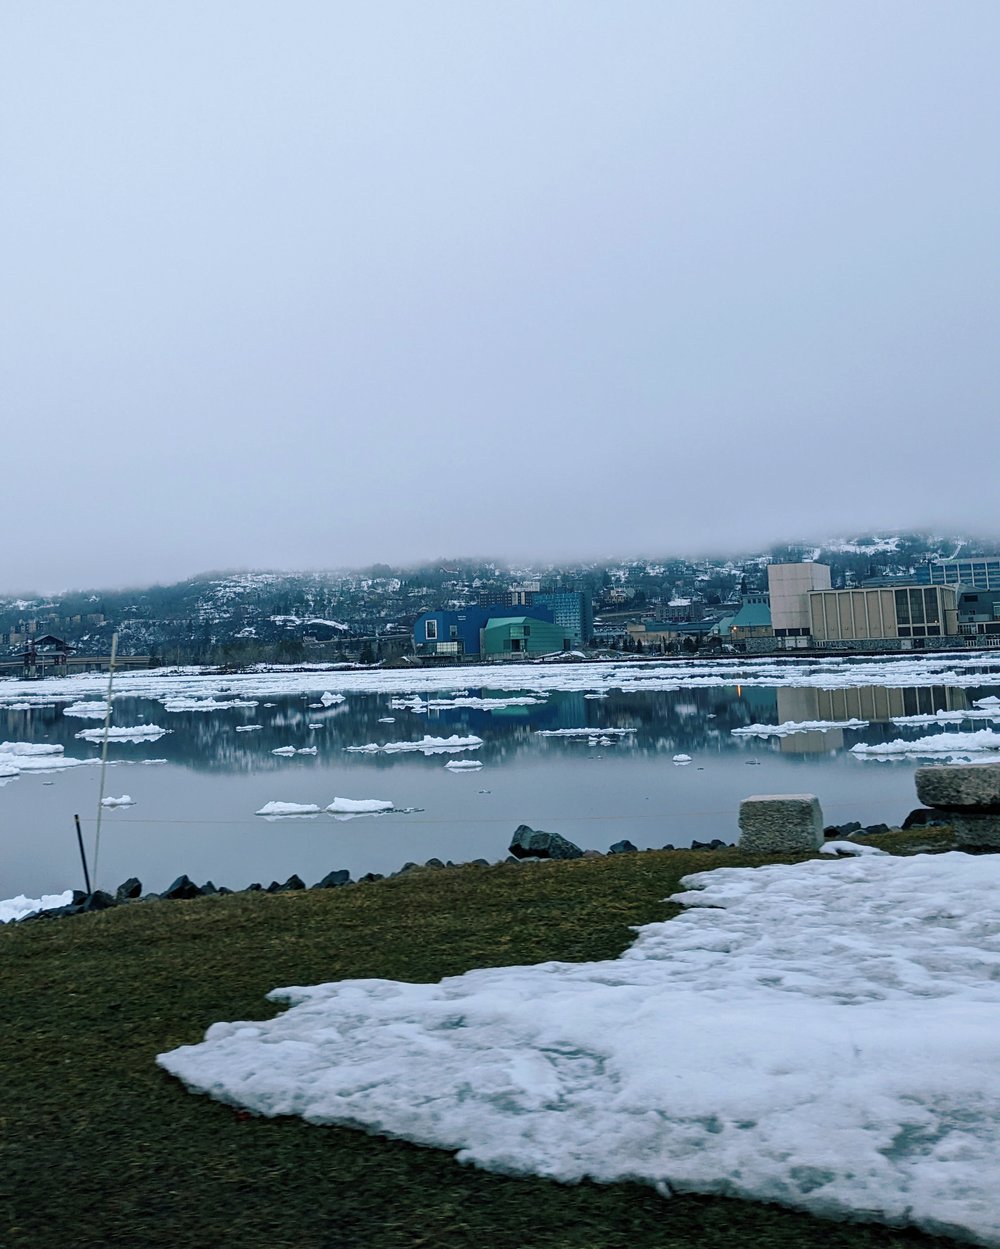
[1,829,966,1249]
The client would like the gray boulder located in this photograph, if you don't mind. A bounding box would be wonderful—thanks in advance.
[608,839,639,854]
[115,877,142,901]
[313,869,351,889]
[915,763,1000,811]
[161,874,201,900]
[508,825,583,860]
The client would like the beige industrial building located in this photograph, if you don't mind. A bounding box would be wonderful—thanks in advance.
[809,585,959,648]
[768,563,832,640]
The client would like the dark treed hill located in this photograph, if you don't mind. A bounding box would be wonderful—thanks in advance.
[1,532,997,666]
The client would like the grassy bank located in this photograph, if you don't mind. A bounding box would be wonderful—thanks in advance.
[2,830,966,1249]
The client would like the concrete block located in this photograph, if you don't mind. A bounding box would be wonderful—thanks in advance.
[949,812,1000,849]
[738,794,824,855]
[915,764,1000,812]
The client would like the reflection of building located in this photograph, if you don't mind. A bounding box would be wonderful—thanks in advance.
[775,687,844,754]
[809,586,959,650]
[772,683,971,754]
[783,684,967,725]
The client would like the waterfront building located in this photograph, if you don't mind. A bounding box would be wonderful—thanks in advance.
[916,557,1000,590]
[808,585,959,649]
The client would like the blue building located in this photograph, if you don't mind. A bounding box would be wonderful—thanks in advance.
[916,558,1000,591]
[413,605,554,659]
[530,591,593,648]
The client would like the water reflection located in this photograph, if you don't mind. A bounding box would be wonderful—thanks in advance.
[3,678,1000,899]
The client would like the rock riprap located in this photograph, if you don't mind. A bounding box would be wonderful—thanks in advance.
[508,825,584,860]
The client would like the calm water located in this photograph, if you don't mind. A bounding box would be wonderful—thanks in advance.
[4,674,999,898]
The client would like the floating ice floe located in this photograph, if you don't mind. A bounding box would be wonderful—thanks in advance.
[3,651,1000,708]
[672,754,692,764]
[891,709,1000,726]
[62,701,112,719]
[851,730,1000,757]
[325,797,393,814]
[583,692,609,700]
[271,746,318,757]
[75,725,169,742]
[0,741,100,777]
[536,728,636,738]
[1,891,74,923]
[345,735,484,756]
[377,717,395,723]
[161,698,259,713]
[389,694,545,713]
[1,742,65,756]
[320,692,346,706]
[256,801,321,817]
[235,725,262,732]
[445,759,483,771]
[732,718,869,738]
[101,794,135,807]
[159,852,1000,1247]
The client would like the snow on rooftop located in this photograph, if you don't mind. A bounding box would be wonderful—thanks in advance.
[159,852,1000,1246]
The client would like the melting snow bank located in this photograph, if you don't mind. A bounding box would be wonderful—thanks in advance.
[732,718,869,738]
[345,735,483,755]
[1,891,74,923]
[159,853,1000,1247]
[852,730,1000,757]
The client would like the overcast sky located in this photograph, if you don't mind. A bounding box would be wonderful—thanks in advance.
[2,2,998,593]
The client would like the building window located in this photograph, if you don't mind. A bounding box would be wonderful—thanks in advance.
[449,625,458,639]
[425,619,438,640]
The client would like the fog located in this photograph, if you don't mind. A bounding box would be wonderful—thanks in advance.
[2,2,997,592]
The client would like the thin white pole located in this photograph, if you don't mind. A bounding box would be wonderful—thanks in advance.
[91,632,118,889]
